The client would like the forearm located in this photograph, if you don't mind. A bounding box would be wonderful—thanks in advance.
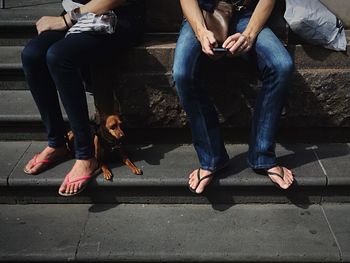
[179,0,207,38]
[79,0,126,15]
[243,0,275,40]
[63,0,125,27]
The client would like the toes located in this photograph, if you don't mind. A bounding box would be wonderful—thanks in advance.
[282,167,294,185]
[269,175,289,189]
[73,182,79,193]
[189,170,196,179]
[67,183,73,194]
[59,182,67,194]
[195,178,211,194]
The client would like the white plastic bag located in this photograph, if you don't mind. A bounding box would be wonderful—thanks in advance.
[284,0,347,51]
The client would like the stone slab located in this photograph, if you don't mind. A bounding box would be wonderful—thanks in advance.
[77,204,339,262]
[313,144,350,202]
[313,144,350,185]
[0,46,22,65]
[322,204,350,262]
[0,90,95,122]
[9,141,75,186]
[2,40,350,76]
[0,204,90,261]
[7,143,326,204]
[0,141,30,186]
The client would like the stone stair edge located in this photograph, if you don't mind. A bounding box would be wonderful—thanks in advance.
[0,41,349,72]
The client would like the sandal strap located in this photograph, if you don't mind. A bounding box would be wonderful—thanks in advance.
[32,153,51,165]
[64,167,100,185]
[28,154,51,170]
[267,166,284,179]
[66,175,93,184]
[197,169,214,183]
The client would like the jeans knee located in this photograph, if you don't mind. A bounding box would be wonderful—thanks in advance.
[21,44,45,68]
[274,57,294,79]
[46,45,67,70]
[172,67,194,95]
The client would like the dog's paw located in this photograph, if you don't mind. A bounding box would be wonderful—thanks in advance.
[103,170,113,181]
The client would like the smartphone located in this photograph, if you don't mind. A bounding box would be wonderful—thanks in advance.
[213,47,228,52]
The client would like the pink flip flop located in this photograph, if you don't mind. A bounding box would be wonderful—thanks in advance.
[58,168,101,197]
[23,154,52,175]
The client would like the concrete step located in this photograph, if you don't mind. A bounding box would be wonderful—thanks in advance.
[0,203,349,262]
[1,65,350,137]
[0,90,96,122]
[1,141,350,204]
[0,40,349,87]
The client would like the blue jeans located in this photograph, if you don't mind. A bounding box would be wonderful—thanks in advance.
[172,11,294,171]
[22,15,143,160]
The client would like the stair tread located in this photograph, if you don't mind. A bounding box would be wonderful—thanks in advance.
[0,90,95,121]
[0,203,348,262]
[2,141,350,188]
[0,38,349,73]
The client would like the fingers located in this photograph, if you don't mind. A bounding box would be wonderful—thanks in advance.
[199,30,217,56]
[222,33,240,48]
[36,16,66,34]
[35,17,43,34]
[224,33,252,57]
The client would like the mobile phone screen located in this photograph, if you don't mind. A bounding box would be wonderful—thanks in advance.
[213,47,228,52]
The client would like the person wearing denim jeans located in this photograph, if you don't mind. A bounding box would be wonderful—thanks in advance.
[173,0,294,194]
[22,0,144,196]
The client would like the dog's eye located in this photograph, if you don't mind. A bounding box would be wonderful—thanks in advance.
[110,124,117,130]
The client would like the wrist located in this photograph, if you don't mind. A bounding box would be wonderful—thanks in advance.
[62,14,73,29]
[242,29,257,42]
[195,26,208,40]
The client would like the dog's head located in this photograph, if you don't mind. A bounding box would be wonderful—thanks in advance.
[104,114,124,140]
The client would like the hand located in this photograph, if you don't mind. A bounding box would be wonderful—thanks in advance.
[222,32,253,57]
[36,16,67,34]
[197,29,218,57]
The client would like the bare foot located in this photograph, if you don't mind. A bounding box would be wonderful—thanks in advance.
[24,145,69,175]
[58,158,99,196]
[188,168,214,194]
[267,166,294,189]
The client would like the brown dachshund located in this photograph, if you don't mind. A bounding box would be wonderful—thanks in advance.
[67,113,142,180]
[94,114,143,180]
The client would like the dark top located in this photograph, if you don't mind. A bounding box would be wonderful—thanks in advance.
[198,0,258,12]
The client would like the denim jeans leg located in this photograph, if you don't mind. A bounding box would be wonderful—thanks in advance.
[21,31,67,148]
[173,21,229,171]
[235,14,294,169]
[45,35,96,160]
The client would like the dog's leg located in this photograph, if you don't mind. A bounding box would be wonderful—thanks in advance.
[101,164,113,181]
[120,148,143,175]
[94,135,113,181]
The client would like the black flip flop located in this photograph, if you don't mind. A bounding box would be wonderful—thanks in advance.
[266,166,294,189]
[188,168,214,194]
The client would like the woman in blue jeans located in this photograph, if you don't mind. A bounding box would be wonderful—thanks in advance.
[173,0,294,194]
[22,0,144,196]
